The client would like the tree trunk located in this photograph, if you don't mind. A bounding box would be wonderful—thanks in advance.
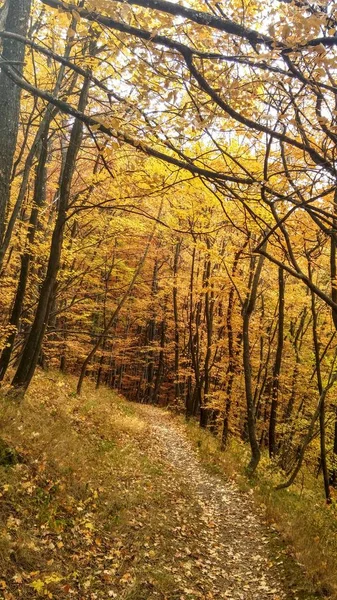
[242,249,266,474]
[268,266,285,457]
[200,238,214,428]
[0,0,32,246]
[221,243,247,448]
[173,240,182,402]
[10,79,90,395]
[0,124,49,380]
[144,258,159,402]
[187,244,202,417]
[310,263,331,503]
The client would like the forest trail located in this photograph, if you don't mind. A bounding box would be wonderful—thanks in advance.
[0,377,320,600]
[136,405,311,600]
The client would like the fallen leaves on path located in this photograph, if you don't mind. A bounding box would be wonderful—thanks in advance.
[0,378,315,599]
[139,407,287,600]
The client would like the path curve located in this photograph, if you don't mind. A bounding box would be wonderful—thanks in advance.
[137,405,305,600]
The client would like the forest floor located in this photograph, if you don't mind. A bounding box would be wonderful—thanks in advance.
[0,372,327,599]
[136,406,317,600]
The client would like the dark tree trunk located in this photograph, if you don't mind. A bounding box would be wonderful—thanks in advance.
[200,238,215,429]
[0,124,49,380]
[0,0,32,246]
[173,240,182,402]
[310,263,331,503]
[187,244,202,417]
[151,320,165,404]
[268,266,285,457]
[242,250,265,474]
[221,242,247,448]
[10,80,90,395]
[329,409,337,488]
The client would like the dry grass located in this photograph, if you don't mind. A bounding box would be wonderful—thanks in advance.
[2,370,336,599]
[0,370,173,599]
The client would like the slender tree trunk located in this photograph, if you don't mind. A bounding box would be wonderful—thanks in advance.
[173,240,181,402]
[330,188,337,330]
[330,408,337,488]
[144,258,159,402]
[329,188,337,487]
[187,244,202,417]
[221,243,247,448]
[242,249,266,474]
[0,125,49,380]
[268,266,285,457]
[10,79,90,395]
[200,238,214,428]
[309,263,331,503]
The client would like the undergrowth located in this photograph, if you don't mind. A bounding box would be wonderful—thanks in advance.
[183,418,337,599]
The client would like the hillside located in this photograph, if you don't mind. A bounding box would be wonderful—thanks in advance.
[0,371,330,600]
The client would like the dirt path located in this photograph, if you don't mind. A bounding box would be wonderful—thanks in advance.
[136,406,314,600]
[0,377,319,600]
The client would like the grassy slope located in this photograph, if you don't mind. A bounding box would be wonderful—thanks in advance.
[1,371,337,599]
[183,419,337,599]
[0,370,193,599]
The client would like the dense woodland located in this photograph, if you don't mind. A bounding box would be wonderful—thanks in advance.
[1,0,337,503]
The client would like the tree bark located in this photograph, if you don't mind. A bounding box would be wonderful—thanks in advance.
[173,240,182,402]
[310,263,331,503]
[242,249,266,474]
[10,78,90,395]
[268,266,285,457]
[0,124,49,380]
[0,0,32,246]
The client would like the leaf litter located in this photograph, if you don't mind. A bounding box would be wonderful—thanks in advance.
[136,404,318,600]
[0,377,319,599]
